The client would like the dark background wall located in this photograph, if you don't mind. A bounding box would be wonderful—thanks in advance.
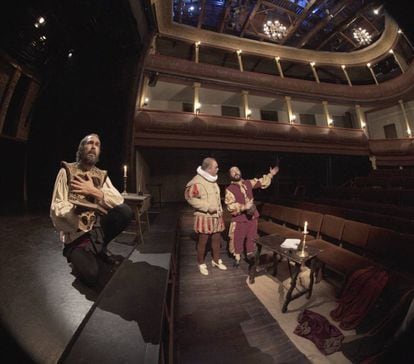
[0,0,154,213]
[140,147,370,203]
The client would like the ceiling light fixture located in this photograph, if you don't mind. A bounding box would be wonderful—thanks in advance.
[353,27,372,45]
[34,16,46,28]
[263,20,287,41]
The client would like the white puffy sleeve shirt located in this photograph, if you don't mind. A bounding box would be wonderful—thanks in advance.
[50,168,124,243]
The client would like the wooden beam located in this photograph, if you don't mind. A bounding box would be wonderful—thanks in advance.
[282,0,320,44]
[219,0,232,33]
[361,14,378,33]
[261,1,299,19]
[197,0,207,29]
[340,32,359,48]
[316,1,381,51]
[240,0,261,37]
[295,0,354,48]
[178,0,184,23]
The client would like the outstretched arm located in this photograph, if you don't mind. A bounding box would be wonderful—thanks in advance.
[250,166,279,189]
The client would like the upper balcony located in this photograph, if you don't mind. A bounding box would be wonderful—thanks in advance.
[134,109,369,155]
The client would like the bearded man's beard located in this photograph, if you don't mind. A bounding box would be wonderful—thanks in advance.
[81,149,99,166]
[230,174,241,182]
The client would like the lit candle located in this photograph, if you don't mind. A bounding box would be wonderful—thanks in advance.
[304,221,308,234]
[123,165,127,178]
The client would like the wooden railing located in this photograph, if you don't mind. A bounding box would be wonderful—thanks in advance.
[134,109,369,155]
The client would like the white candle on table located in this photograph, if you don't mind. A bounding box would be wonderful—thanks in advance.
[123,165,127,178]
[304,221,308,234]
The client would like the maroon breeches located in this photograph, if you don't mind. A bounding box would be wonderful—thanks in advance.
[197,232,221,264]
[233,219,258,254]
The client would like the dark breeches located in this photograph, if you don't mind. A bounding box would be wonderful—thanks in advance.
[67,203,133,285]
[197,232,221,264]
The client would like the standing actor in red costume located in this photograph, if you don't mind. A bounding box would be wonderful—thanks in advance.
[225,165,279,267]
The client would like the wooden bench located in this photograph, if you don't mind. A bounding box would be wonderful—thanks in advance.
[257,202,414,289]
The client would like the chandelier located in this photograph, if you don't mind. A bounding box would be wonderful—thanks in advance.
[353,27,372,45]
[263,20,287,41]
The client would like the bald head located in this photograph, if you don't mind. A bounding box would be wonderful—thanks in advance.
[201,157,219,177]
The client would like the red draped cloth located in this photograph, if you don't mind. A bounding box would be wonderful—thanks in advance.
[294,309,344,355]
[330,266,389,330]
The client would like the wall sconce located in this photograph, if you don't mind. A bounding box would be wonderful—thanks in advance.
[328,118,333,127]
[195,103,201,114]
[408,128,412,137]
[290,114,296,123]
[143,97,149,106]
[246,109,252,119]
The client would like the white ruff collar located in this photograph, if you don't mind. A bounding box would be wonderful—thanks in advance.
[197,166,217,182]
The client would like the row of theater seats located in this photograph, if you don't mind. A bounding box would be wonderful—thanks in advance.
[258,203,414,288]
[322,186,414,206]
[370,169,414,177]
[353,176,414,188]
[274,198,414,235]
[316,197,414,220]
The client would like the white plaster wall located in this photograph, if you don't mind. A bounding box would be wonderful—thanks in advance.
[199,104,222,116]
[366,102,414,139]
[278,111,289,123]
[146,100,183,112]
[315,114,327,127]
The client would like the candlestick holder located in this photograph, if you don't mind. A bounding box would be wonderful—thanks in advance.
[297,231,309,258]
[122,176,127,195]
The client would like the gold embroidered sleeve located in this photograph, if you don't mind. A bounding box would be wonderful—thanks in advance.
[184,183,209,212]
[250,173,273,189]
[225,189,244,216]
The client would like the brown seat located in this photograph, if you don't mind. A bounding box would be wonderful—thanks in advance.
[310,241,375,276]
[257,220,303,239]
[365,226,400,267]
[341,220,371,255]
[280,206,301,229]
[307,216,374,284]
[299,210,323,236]
[391,233,414,275]
[317,214,346,244]
[259,203,274,219]
[268,204,284,223]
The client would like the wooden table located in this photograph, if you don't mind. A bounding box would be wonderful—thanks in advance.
[250,233,321,313]
[122,193,151,243]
